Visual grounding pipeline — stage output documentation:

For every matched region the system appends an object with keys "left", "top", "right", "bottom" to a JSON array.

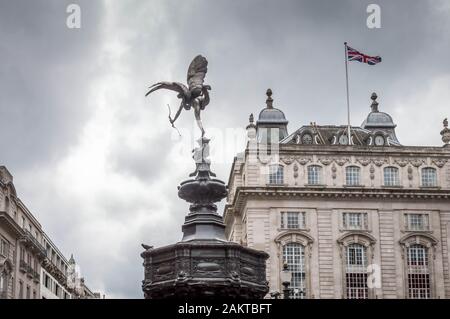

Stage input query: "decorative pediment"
[
  {"left": 337, "top": 231, "right": 377, "bottom": 247},
  {"left": 274, "top": 230, "right": 314, "bottom": 247},
  {"left": 399, "top": 233, "right": 438, "bottom": 248}
]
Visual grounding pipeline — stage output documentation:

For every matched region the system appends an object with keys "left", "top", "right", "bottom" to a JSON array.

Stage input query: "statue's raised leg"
[{"left": 194, "top": 104, "right": 205, "bottom": 137}]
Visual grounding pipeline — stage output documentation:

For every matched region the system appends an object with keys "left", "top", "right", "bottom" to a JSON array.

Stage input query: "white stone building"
[
  {"left": 224, "top": 90, "right": 450, "bottom": 299},
  {"left": 40, "top": 233, "right": 71, "bottom": 299},
  {"left": 0, "top": 165, "right": 99, "bottom": 299}
]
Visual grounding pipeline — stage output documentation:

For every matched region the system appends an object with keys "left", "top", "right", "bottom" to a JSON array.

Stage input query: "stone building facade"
[
  {"left": 224, "top": 90, "right": 450, "bottom": 299},
  {"left": 0, "top": 166, "right": 99, "bottom": 299}
]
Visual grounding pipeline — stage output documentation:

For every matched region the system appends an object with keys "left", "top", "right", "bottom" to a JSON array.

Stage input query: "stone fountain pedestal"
[{"left": 141, "top": 138, "right": 269, "bottom": 299}]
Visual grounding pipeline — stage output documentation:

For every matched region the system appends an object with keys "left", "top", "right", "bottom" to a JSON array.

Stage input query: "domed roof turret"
[
  {"left": 361, "top": 93, "right": 396, "bottom": 128},
  {"left": 257, "top": 89, "right": 288, "bottom": 124}
]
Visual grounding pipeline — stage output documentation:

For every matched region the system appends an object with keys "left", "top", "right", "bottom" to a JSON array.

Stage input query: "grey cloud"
[{"left": 1, "top": 0, "right": 449, "bottom": 298}]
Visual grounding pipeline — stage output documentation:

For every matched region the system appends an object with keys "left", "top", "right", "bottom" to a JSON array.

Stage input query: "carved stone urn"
[{"left": 141, "top": 138, "right": 269, "bottom": 299}]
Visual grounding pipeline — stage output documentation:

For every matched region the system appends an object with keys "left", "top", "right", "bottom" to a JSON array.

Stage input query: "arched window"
[
  {"left": 421, "top": 167, "right": 437, "bottom": 187},
  {"left": 345, "top": 166, "right": 361, "bottom": 186},
  {"left": 283, "top": 243, "right": 306, "bottom": 299},
  {"left": 307, "top": 165, "right": 322, "bottom": 185},
  {"left": 269, "top": 164, "right": 284, "bottom": 185},
  {"left": 345, "top": 243, "right": 368, "bottom": 299},
  {"left": 383, "top": 167, "right": 400, "bottom": 186},
  {"left": 407, "top": 244, "right": 431, "bottom": 299}
]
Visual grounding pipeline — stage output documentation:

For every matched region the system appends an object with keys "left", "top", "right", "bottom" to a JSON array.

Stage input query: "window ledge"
[
  {"left": 381, "top": 185, "right": 403, "bottom": 189},
  {"left": 304, "top": 184, "right": 327, "bottom": 187},
  {"left": 339, "top": 228, "right": 371, "bottom": 233},
  {"left": 278, "top": 227, "right": 310, "bottom": 232},
  {"left": 343, "top": 185, "right": 366, "bottom": 188},
  {"left": 419, "top": 186, "right": 441, "bottom": 190},
  {"left": 403, "top": 229, "right": 432, "bottom": 233},
  {"left": 266, "top": 183, "right": 288, "bottom": 187}
]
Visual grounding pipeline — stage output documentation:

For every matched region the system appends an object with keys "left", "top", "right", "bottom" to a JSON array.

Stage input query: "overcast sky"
[{"left": 1, "top": 0, "right": 449, "bottom": 298}]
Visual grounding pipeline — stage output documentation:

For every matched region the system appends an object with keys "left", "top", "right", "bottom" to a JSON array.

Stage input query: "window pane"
[
  {"left": 421, "top": 168, "right": 437, "bottom": 187},
  {"left": 407, "top": 244, "right": 430, "bottom": 299},
  {"left": 287, "top": 212, "right": 299, "bottom": 229},
  {"left": 345, "top": 244, "right": 368, "bottom": 299},
  {"left": 346, "top": 166, "right": 361, "bottom": 186},
  {"left": 269, "top": 165, "right": 284, "bottom": 184},
  {"left": 283, "top": 243, "right": 306, "bottom": 299},
  {"left": 384, "top": 167, "right": 400, "bottom": 186},
  {"left": 343, "top": 213, "right": 366, "bottom": 230},
  {"left": 308, "top": 166, "right": 322, "bottom": 185},
  {"left": 407, "top": 214, "right": 428, "bottom": 231}
]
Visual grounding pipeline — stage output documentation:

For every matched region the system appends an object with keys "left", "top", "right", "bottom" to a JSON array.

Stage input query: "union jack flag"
[{"left": 347, "top": 45, "right": 382, "bottom": 65}]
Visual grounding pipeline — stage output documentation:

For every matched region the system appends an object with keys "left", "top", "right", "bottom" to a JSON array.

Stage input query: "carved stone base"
[{"left": 141, "top": 240, "right": 269, "bottom": 299}]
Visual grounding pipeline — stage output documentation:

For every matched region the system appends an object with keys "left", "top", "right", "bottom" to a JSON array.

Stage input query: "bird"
[{"left": 141, "top": 244, "right": 153, "bottom": 250}]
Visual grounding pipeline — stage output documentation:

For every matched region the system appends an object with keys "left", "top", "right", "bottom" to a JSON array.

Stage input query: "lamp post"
[{"left": 280, "top": 263, "right": 292, "bottom": 299}]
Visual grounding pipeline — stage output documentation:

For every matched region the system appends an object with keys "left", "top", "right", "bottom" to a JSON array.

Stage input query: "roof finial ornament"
[
  {"left": 441, "top": 117, "right": 450, "bottom": 145},
  {"left": 370, "top": 92, "right": 379, "bottom": 112},
  {"left": 249, "top": 113, "right": 254, "bottom": 124},
  {"left": 266, "top": 88, "right": 273, "bottom": 109}
]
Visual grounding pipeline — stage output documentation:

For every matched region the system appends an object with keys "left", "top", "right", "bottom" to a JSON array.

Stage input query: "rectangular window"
[
  {"left": 19, "top": 281, "right": 23, "bottom": 299},
  {"left": 269, "top": 165, "right": 284, "bottom": 185},
  {"left": 45, "top": 274, "right": 50, "bottom": 289},
  {"left": 384, "top": 167, "right": 400, "bottom": 186},
  {"left": 345, "top": 166, "right": 361, "bottom": 186},
  {"left": 0, "top": 238, "right": 10, "bottom": 257},
  {"left": 421, "top": 168, "right": 437, "bottom": 187},
  {"left": 343, "top": 213, "right": 368, "bottom": 230},
  {"left": 283, "top": 243, "right": 306, "bottom": 299},
  {"left": 281, "top": 212, "right": 305, "bottom": 229},
  {"left": 407, "top": 245, "right": 431, "bottom": 299},
  {"left": 406, "top": 214, "right": 429, "bottom": 231},
  {"left": 307, "top": 166, "right": 322, "bottom": 185},
  {"left": 345, "top": 244, "right": 368, "bottom": 299}
]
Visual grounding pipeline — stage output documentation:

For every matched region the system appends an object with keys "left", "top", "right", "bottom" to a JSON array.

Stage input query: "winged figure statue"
[{"left": 145, "top": 55, "right": 211, "bottom": 136}]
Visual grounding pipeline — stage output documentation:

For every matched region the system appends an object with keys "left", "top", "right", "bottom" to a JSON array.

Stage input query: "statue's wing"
[
  {"left": 145, "top": 82, "right": 188, "bottom": 97},
  {"left": 187, "top": 55, "right": 208, "bottom": 91}
]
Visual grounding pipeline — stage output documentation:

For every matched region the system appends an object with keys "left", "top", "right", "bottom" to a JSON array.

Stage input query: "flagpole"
[{"left": 344, "top": 42, "right": 351, "bottom": 145}]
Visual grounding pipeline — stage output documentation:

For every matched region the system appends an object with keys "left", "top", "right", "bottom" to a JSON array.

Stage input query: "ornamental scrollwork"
[
  {"left": 334, "top": 157, "right": 349, "bottom": 166},
  {"left": 296, "top": 157, "right": 312, "bottom": 165},
  {"left": 431, "top": 158, "right": 447, "bottom": 168},
  {"left": 280, "top": 155, "right": 295, "bottom": 165},
  {"left": 372, "top": 158, "right": 387, "bottom": 167},
  {"left": 356, "top": 158, "right": 371, "bottom": 166},
  {"left": 318, "top": 157, "right": 333, "bottom": 166},
  {"left": 394, "top": 158, "right": 409, "bottom": 167},
  {"left": 410, "top": 158, "right": 425, "bottom": 167}
]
